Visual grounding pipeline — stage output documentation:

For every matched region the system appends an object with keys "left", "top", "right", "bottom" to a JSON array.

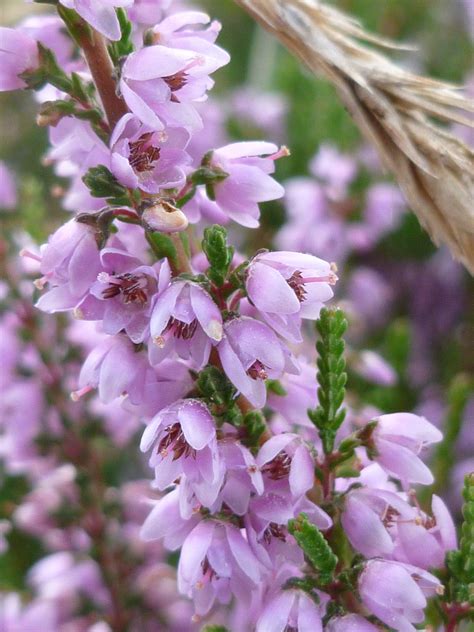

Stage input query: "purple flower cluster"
[{"left": 0, "top": 1, "right": 466, "bottom": 631}]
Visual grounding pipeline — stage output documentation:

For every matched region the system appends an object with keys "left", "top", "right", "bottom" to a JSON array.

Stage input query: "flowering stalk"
[{"left": 308, "top": 307, "right": 347, "bottom": 456}]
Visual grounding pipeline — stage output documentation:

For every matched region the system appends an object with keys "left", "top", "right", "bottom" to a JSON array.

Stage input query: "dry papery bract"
[{"left": 235, "top": 0, "right": 474, "bottom": 274}]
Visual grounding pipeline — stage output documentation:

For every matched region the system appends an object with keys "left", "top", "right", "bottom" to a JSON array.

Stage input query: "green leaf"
[
  {"left": 20, "top": 43, "right": 72, "bottom": 93},
  {"left": 308, "top": 307, "right": 348, "bottom": 454},
  {"left": 108, "top": 9, "right": 134, "bottom": 65},
  {"left": 201, "top": 626, "right": 229, "bottom": 632},
  {"left": 190, "top": 166, "right": 228, "bottom": 187},
  {"left": 37, "top": 99, "right": 104, "bottom": 133},
  {"left": 146, "top": 232, "right": 178, "bottom": 269},
  {"left": 241, "top": 411, "right": 266, "bottom": 447},
  {"left": 82, "top": 165, "right": 128, "bottom": 204},
  {"left": 202, "top": 225, "right": 234, "bottom": 287},
  {"left": 288, "top": 513, "right": 337, "bottom": 585},
  {"left": 267, "top": 379, "right": 287, "bottom": 396},
  {"left": 197, "top": 366, "right": 242, "bottom": 427}
]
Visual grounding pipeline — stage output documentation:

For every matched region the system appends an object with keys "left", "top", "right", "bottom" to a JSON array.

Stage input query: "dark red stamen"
[
  {"left": 128, "top": 132, "right": 161, "bottom": 173},
  {"left": 287, "top": 270, "right": 307, "bottom": 303},
  {"left": 157, "top": 423, "right": 196, "bottom": 461},
  {"left": 102, "top": 273, "right": 148, "bottom": 305},
  {"left": 261, "top": 451, "right": 292, "bottom": 480},
  {"left": 247, "top": 360, "right": 268, "bottom": 381},
  {"left": 163, "top": 71, "right": 188, "bottom": 92}
]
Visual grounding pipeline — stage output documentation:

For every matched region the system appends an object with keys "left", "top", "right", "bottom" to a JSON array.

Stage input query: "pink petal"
[
  {"left": 289, "top": 445, "right": 315, "bottom": 497},
  {"left": 74, "top": 0, "right": 121, "bottom": 41},
  {"left": 189, "top": 285, "right": 223, "bottom": 341},
  {"left": 178, "top": 400, "right": 215, "bottom": 450},
  {"left": 156, "top": 12, "right": 210, "bottom": 34},
  {"left": 256, "top": 591, "right": 295, "bottom": 632},
  {"left": 297, "top": 593, "right": 323, "bottom": 632},
  {"left": 178, "top": 521, "right": 215, "bottom": 585},
  {"left": 123, "top": 46, "right": 195, "bottom": 80},
  {"left": 376, "top": 438, "right": 434, "bottom": 486},
  {"left": 256, "top": 434, "right": 298, "bottom": 467},
  {"left": 342, "top": 495, "right": 394, "bottom": 558},
  {"left": 150, "top": 283, "right": 182, "bottom": 337},
  {"left": 431, "top": 495, "right": 457, "bottom": 551},
  {"left": 226, "top": 525, "right": 261, "bottom": 583},
  {"left": 140, "top": 489, "right": 180, "bottom": 541},
  {"left": 217, "top": 164, "right": 284, "bottom": 205},
  {"left": 247, "top": 261, "right": 300, "bottom": 315},
  {"left": 216, "top": 141, "right": 278, "bottom": 160},
  {"left": 218, "top": 337, "right": 266, "bottom": 408},
  {"left": 120, "top": 79, "right": 164, "bottom": 130}
]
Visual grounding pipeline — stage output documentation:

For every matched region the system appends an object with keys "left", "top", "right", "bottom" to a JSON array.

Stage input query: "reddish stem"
[{"left": 78, "top": 30, "right": 128, "bottom": 129}]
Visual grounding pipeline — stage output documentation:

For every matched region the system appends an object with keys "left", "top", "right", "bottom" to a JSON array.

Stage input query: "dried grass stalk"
[{"left": 234, "top": 0, "right": 474, "bottom": 273}]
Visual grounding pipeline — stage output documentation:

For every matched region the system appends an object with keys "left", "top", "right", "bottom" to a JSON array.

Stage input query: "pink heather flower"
[
  {"left": 19, "top": 15, "right": 75, "bottom": 67},
  {"left": 0, "top": 162, "right": 17, "bottom": 210},
  {"left": 216, "top": 440, "right": 264, "bottom": 516},
  {"left": 256, "top": 434, "right": 315, "bottom": 500},
  {"left": 141, "top": 488, "right": 201, "bottom": 550},
  {"left": 394, "top": 494, "right": 457, "bottom": 570},
  {"left": 186, "top": 99, "right": 229, "bottom": 164},
  {"left": 309, "top": 143, "right": 357, "bottom": 200},
  {"left": 246, "top": 251, "right": 336, "bottom": 342},
  {"left": 77, "top": 247, "right": 167, "bottom": 343},
  {"left": 35, "top": 218, "right": 101, "bottom": 313},
  {"left": 0, "top": 28, "right": 39, "bottom": 91},
  {"left": 363, "top": 183, "right": 405, "bottom": 238},
  {"left": 372, "top": 413, "right": 443, "bottom": 486},
  {"left": 276, "top": 178, "right": 347, "bottom": 263},
  {"left": 359, "top": 560, "right": 442, "bottom": 632},
  {"left": 347, "top": 267, "right": 393, "bottom": 330},
  {"left": 0, "top": 594, "right": 58, "bottom": 632},
  {"left": 256, "top": 587, "right": 325, "bottom": 632},
  {"left": 128, "top": 0, "right": 172, "bottom": 25},
  {"left": 151, "top": 12, "right": 226, "bottom": 51},
  {"left": 178, "top": 520, "right": 262, "bottom": 617},
  {"left": 230, "top": 88, "right": 288, "bottom": 140},
  {"left": 247, "top": 434, "right": 331, "bottom": 542},
  {"left": 76, "top": 335, "right": 150, "bottom": 405},
  {"left": 341, "top": 488, "right": 416, "bottom": 559},
  {"left": 326, "top": 614, "right": 380, "bottom": 631},
  {"left": 120, "top": 35, "right": 229, "bottom": 131},
  {"left": 47, "top": 117, "right": 109, "bottom": 211},
  {"left": 14, "top": 464, "right": 78, "bottom": 542},
  {"left": 122, "top": 358, "right": 194, "bottom": 418},
  {"left": 351, "top": 350, "right": 397, "bottom": 387},
  {"left": 58, "top": 1, "right": 133, "bottom": 41},
  {"left": 149, "top": 280, "right": 223, "bottom": 368},
  {"left": 268, "top": 357, "right": 318, "bottom": 430},
  {"left": 182, "top": 186, "right": 229, "bottom": 225},
  {"left": 217, "top": 316, "right": 293, "bottom": 408},
  {"left": 140, "top": 399, "right": 223, "bottom": 507},
  {"left": 110, "top": 114, "right": 190, "bottom": 193},
  {"left": 209, "top": 142, "right": 285, "bottom": 227},
  {"left": 28, "top": 551, "right": 108, "bottom": 607}
]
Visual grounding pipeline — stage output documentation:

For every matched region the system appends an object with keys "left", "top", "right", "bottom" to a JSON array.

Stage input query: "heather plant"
[{"left": 0, "top": 2, "right": 473, "bottom": 631}]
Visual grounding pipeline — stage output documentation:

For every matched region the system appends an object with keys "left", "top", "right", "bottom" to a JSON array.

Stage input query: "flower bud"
[{"left": 141, "top": 200, "right": 188, "bottom": 233}]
